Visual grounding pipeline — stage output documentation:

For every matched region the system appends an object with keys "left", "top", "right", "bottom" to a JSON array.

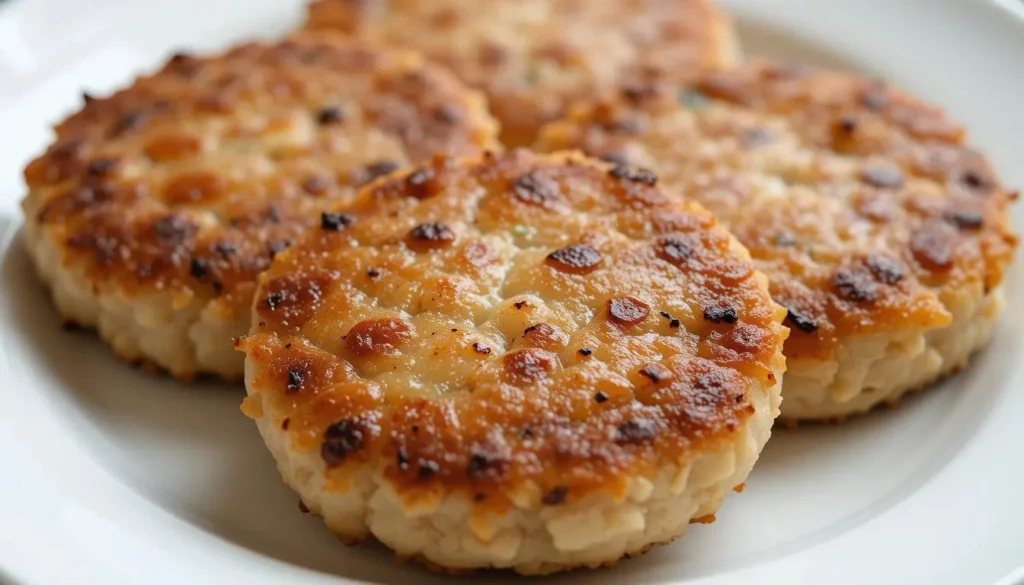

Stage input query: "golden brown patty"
[
  {"left": 20, "top": 34, "right": 499, "bottom": 380},
  {"left": 305, "top": 0, "right": 739, "bottom": 146},
  {"left": 536, "top": 63, "right": 1018, "bottom": 420},
  {"left": 238, "top": 149, "right": 786, "bottom": 573}
]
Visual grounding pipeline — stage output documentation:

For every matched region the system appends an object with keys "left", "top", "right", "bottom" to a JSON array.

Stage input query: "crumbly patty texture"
[
  {"left": 536, "top": 63, "right": 1018, "bottom": 420},
  {"left": 238, "top": 150, "right": 786, "bottom": 574},
  {"left": 305, "top": 0, "right": 739, "bottom": 146},
  {"left": 20, "top": 34, "right": 499, "bottom": 380}
]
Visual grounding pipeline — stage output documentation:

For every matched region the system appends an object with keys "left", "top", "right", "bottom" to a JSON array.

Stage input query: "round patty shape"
[
  {"left": 304, "top": 0, "right": 739, "bottom": 147},
  {"left": 238, "top": 150, "right": 787, "bottom": 574},
  {"left": 535, "top": 63, "right": 1018, "bottom": 421},
  {"left": 20, "top": 34, "right": 499, "bottom": 380}
]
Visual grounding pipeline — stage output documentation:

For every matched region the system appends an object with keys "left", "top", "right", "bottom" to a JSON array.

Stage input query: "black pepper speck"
[
  {"left": 317, "top": 106, "right": 344, "bottom": 125},
  {"left": 87, "top": 159, "right": 118, "bottom": 177},
  {"left": 418, "top": 460, "right": 439, "bottom": 479},
  {"left": 286, "top": 368, "right": 304, "bottom": 392},
  {"left": 542, "top": 486, "right": 569, "bottom": 506},
  {"left": 268, "top": 240, "right": 291, "bottom": 258},
  {"left": 639, "top": 364, "right": 669, "bottom": 383},
  {"left": 409, "top": 222, "right": 455, "bottom": 245},
  {"left": 189, "top": 258, "right": 208, "bottom": 280},
  {"left": 659, "top": 311, "right": 682, "bottom": 328},
  {"left": 468, "top": 453, "right": 491, "bottom": 476},
  {"left": 959, "top": 170, "right": 993, "bottom": 192},
  {"left": 321, "top": 212, "right": 354, "bottom": 231}
]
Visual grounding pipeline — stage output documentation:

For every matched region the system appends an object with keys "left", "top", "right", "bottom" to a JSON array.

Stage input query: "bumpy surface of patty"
[
  {"left": 20, "top": 34, "right": 499, "bottom": 380},
  {"left": 305, "top": 0, "right": 739, "bottom": 147},
  {"left": 238, "top": 150, "right": 786, "bottom": 574},
  {"left": 536, "top": 63, "right": 1018, "bottom": 420}
]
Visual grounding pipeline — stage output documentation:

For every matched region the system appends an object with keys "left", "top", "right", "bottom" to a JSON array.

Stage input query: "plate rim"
[{"left": 2, "top": 0, "right": 1024, "bottom": 583}]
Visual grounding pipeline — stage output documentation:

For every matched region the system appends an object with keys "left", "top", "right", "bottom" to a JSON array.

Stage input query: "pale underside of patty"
[
  {"left": 239, "top": 150, "right": 787, "bottom": 573},
  {"left": 535, "top": 62, "right": 1018, "bottom": 420},
  {"left": 305, "top": 0, "right": 740, "bottom": 146},
  {"left": 20, "top": 33, "right": 500, "bottom": 380}
]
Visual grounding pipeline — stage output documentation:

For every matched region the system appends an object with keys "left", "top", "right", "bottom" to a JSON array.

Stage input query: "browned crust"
[
  {"left": 239, "top": 149, "right": 786, "bottom": 509},
  {"left": 305, "top": 0, "right": 738, "bottom": 146},
  {"left": 22, "top": 34, "right": 499, "bottom": 331},
  {"left": 536, "top": 62, "right": 1018, "bottom": 364}
]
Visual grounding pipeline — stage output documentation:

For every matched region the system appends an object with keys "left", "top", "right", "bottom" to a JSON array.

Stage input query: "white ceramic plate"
[{"left": 2, "top": 0, "right": 1024, "bottom": 583}]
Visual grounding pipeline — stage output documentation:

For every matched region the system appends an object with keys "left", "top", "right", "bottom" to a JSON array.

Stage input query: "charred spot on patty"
[
  {"left": 656, "top": 235, "right": 696, "bottom": 265},
  {"left": 609, "top": 163, "right": 658, "bottom": 186},
  {"left": 542, "top": 486, "right": 569, "bottom": 506},
  {"left": 703, "top": 306, "right": 739, "bottom": 324},
  {"left": 616, "top": 419, "right": 659, "bottom": 443},
  {"left": 831, "top": 266, "right": 879, "bottom": 302},
  {"left": 408, "top": 222, "right": 456, "bottom": 249},
  {"left": 865, "top": 254, "right": 905, "bottom": 285},
  {"left": 607, "top": 296, "right": 651, "bottom": 325},
  {"left": 317, "top": 105, "right": 345, "bottom": 125},
  {"left": 545, "top": 244, "right": 602, "bottom": 274},
  {"left": 785, "top": 307, "right": 819, "bottom": 334},
  {"left": 321, "top": 212, "right": 355, "bottom": 231},
  {"left": 321, "top": 419, "right": 365, "bottom": 466},
  {"left": 512, "top": 172, "right": 560, "bottom": 207}
]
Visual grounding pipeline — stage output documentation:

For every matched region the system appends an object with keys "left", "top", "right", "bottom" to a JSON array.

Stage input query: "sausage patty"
[
  {"left": 305, "top": 0, "right": 740, "bottom": 146},
  {"left": 20, "top": 34, "right": 499, "bottom": 380},
  {"left": 238, "top": 149, "right": 787, "bottom": 574},
  {"left": 536, "top": 63, "right": 1018, "bottom": 420}
]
